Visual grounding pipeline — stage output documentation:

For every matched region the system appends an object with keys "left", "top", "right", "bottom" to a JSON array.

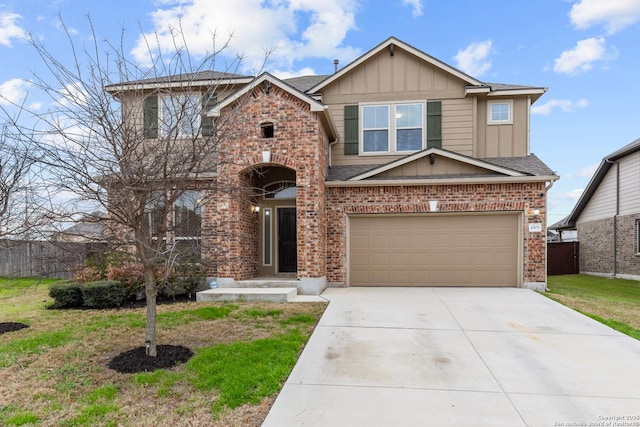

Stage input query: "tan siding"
[
  {"left": 378, "top": 156, "right": 493, "bottom": 177},
  {"left": 578, "top": 168, "right": 617, "bottom": 222},
  {"left": 477, "top": 97, "right": 529, "bottom": 158},
  {"left": 620, "top": 151, "right": 640, "bottom": 215}
]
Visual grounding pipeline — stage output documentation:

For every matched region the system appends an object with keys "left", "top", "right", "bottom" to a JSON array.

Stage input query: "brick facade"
[
  {"left": 202, "top": 84, "right": 328, "bottom": 282},
  {"left": 578, "top": 214, "right": 640, "bottom": 277},
  {"left": 326, "top": 182, "right": 548, "bottom": 286}
]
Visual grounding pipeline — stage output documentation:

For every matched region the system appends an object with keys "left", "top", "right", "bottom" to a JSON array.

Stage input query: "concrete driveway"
[{"left": 262, "top": 287, "right": 640, "bottom": 426}]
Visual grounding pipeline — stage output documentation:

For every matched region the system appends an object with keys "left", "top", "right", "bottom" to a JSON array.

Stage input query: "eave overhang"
[{"left": 326, "top": 175, "right": 559, "bottom": 187}]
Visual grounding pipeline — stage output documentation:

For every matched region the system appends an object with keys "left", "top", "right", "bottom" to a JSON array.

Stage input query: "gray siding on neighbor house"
[
  {"left": 578, "top": 167, "right": 617, "bottom": 223},
  {"left": 619, "top": 150, "right": 640, "bottom": 215}
]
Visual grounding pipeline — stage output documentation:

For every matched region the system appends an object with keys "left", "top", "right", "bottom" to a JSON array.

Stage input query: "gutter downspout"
[{"left": 605, "top": 159, "right": 619, "bottom": 277}]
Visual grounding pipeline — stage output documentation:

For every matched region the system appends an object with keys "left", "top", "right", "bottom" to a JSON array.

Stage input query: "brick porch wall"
[
  {"left": 202, "top": 84, "right": 328, "bottom": 281},
  {"left": 325, "top": 182, "right": 547, "bottom": 286}
]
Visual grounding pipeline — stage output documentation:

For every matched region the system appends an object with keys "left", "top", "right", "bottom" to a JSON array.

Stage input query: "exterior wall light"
[{"left": 251, "top": 205, "right": 260, "bottom": 214}]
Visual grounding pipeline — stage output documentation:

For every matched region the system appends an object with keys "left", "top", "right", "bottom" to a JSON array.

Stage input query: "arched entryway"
[{"left": 245, "top": 165, "right": 297, "bottom": 277}]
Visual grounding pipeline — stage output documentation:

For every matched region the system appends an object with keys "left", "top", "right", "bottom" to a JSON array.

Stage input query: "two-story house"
[{"left": 108, "top": 37, "right": 558, "bottom": 295}]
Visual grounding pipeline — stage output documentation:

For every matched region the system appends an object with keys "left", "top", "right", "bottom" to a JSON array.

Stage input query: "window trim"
[
  {"left": 263, "top": 208, "right": 272, "bottom": 266},
  {"left": 636, "top": 219, "right": 640, "bottom": 255},
  {"left": 487, "top": 100, "right": 513, "bottom": 125},
  {"left": 359, "top": 101, "right": 426, "bottom": 155}
]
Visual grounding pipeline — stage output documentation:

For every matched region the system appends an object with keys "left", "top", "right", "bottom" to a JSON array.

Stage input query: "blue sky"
[{"left": 1, "top": 0, "right": 639, "bottom": 225}]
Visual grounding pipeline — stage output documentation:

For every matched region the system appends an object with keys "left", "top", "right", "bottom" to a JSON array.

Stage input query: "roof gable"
[
  {"left": 309, "top": 37, "right": 484, "bottom": 94},
  {"left": 555, "top": 137, "right": 640, "bottom": 229},
  {"left": 348, "top": 148, "right": 527, "bottom": 181},
  {"left": 209, "top": 72, "right": 326, "bottom": 116}
]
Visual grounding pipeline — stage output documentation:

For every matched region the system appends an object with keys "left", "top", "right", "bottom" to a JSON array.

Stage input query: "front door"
[{"left": 278, "top": 207, "right": 297, "bottom": 273}]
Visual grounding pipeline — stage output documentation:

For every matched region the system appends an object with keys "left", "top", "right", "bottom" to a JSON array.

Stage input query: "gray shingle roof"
[
  {"left": 105, "top": 70, "right": 252, "bottom": 89},
  {"left": 283, "top": 75, "right": 329, "bottom": 92},
  {"left": 326, "top": 154, "right": 556, "bottom": 181}
]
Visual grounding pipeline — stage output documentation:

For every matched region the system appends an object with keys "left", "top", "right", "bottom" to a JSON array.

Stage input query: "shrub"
[
  {"left": 75, "top": 266, "right": 104, "bottom": 283},
  {"left": 80, "top": 281, "right": 125, "bottom": 309},
  {"left": 106, "top": 262, "right": 144, "bottom": 298},
  {"left": 49, "top": 282, "right": 83, "bottom": 308}
]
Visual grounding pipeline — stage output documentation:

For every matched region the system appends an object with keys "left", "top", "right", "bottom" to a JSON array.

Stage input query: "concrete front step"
[
  {"left": 234, "top": 279, "right": 300, "bottom": 288},
  {"left": 196, "top": 287, "right": 298, "bottom": 303}
]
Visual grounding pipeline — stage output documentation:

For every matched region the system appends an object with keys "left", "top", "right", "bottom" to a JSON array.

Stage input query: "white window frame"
[
  {"left": 263, "top": 208, "right": 272, "bottom": 266},
  {"left": 636, "top": 219, "right": 640, "bottom": 255},
  {"left": 159, "top": 93, "right": 201, "bottom": 137},
  {"left": 487, "top": 100, "right": 513, "bottom": 125},
  {"left": 360, "top": 101, "right": 426, "bottom": 155}
]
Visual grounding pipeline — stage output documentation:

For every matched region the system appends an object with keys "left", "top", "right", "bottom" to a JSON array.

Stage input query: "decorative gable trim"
[
  {"left": 347, "top": 147, "right": 527, "bottom": 181},
  {"left": 208, "top": 72, "right": 325, "bottom": 116}
]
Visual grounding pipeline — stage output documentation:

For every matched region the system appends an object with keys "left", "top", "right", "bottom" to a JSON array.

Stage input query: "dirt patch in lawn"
[
  {"left": 0, "top": 322, "right": 29, "bottom": 334},
  {"left": 108, "top": 344, "right": 194, "bottom": 373}
]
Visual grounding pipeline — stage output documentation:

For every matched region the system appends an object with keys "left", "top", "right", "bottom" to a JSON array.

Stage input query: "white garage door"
[{"left": 349, "top": 214, "right": 520, "bottom": 287}]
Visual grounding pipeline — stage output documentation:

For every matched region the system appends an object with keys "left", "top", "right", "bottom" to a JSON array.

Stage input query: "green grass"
[
  {"left": 186, "top": 331, "right": 307, "bottom": 414},
  {"left": 0, "top": 276, "right": 326, "bottom": 425},
  {"left": 546, "top": 274, "right": 640, "bottom": 340}
]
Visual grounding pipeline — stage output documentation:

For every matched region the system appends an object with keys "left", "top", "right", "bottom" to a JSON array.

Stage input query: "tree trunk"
[{"left": 144, "top": 266, "right": 158, "bottom": 357}]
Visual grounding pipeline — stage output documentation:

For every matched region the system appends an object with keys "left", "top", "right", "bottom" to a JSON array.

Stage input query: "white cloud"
[
  {"left": 553, "top": 37, "right": 608, "bottom": 75},
  {"left": 453, "top": 40, "right": 493, "bottom": 77},
  {"left": 570, "top": 0, "right": 640, "bottom": 34},
  {"left": 402, "top": 0, "right": 424, "bottom": 17},
  {"left": 131, "top": 0, "right": 361, "bottom": 74},
  {"left": 531, "top": 98, "right": 588, "bottom": 115},
  {"left": 0, "top": 12, "right": 26, "bottom": 47},
  {"left": 0, "top": 78, "right": 31, "bottom": 106}
]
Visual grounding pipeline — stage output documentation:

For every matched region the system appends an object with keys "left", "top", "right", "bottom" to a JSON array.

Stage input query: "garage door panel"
[{"left": 350, "top": 214, "right": 519, "bottom": 287}]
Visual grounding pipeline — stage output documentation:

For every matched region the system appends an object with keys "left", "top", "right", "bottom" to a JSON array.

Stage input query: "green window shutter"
[
  {"left": 426, "top": 101, "right": 442, "bottom": 149},
  {"left": 143, "top": 95, "right": 158, "bottom": 138},
  {"left": 201, "top": 93, "right": 217, "bottom": 137},
  {"left": 344, "top": 105, "right": 359, "bottom": 155}
]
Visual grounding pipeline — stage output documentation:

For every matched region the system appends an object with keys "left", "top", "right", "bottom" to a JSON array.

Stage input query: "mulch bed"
[
  {"left": 108, "top": 344, "right": 194, "bottom": 373},
  {"left": 0, "top": 322, "right": 29, "bottom": 335}
]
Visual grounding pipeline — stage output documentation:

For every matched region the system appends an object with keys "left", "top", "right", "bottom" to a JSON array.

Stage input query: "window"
[
  {"left": 263, "top": 208, "right": 272, "bottom": 265},
  {"left": 361, "top": 102, "right": 424, "bottom": 154},
  {"left": 174, "top": 191, "right": 202, "bottom": 238},
  {"left": 160, "top": 95, "right": 201, "bottom": 137},
  {"left": 144, "top": 93, "right": 216, "bottom": 138},
  {"left": 636, "top": 219, "right": 640, "bottom": 254},
  {"left": 488, "top": 100, "right": 513, "bottom": 124},
  {"left": 263, "top": 181, "right": 296, "bottom": 199}
]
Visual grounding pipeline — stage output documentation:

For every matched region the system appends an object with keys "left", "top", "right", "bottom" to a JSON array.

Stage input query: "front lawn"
[
  {"left": 546, "top": 274, "right": 640, "bottom": 340},
  {"left": 0, "top": 277, "right": 326, "bottom": 426}
]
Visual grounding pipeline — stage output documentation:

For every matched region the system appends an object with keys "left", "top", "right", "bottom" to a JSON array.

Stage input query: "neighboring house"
[
  {"left": 106, "top": 37, "right": 558, "bottom": 294},
  {"left": 552, "top": 139, "right": 640, "bottom": 280}
]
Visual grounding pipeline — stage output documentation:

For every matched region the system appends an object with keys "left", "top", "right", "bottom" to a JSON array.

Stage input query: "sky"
[{"left": 0, "top": 0, "right": 639, "bottom": 226}]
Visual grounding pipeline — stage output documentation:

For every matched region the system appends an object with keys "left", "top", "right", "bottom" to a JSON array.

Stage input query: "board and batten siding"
[{"left": 476, "top": 97, "right": 529, "bottom": 158}]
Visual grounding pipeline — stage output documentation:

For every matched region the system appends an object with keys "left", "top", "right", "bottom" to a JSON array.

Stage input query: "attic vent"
[{"left": 261, "top": 122, "right": 274, "bottom": 138}]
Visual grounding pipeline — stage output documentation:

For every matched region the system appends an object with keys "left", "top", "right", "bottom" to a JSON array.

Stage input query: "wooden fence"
[
  {"left": 0, "top": 240, "right": 107, "bottom": 279},
  {"left": 547, "top": 241, "right": 579, "bottom": 275}
]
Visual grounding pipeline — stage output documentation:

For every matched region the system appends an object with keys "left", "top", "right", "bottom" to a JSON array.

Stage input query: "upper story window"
[
  {"left": 143, "top": 92, "right": 216, "bottom": 138},
  {"left": 343, "top": 101, "right": 441, "bottom": 156},
  {"left": 488, "top": 100, "right": 513, "bottom": 125},
  {"left": 160, "top": 94, "right": 200, "bottom": 137},
  {"left": 361, "top": 102, "right": 424, "bottom": 154}
]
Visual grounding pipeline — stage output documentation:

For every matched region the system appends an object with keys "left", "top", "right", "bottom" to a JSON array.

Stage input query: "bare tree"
[
  {"left": 2, "top": 19, "right": 261, "bottom": 356},
  {"left": 0, "top": 124, "right": 34, "bottom": 238}
]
